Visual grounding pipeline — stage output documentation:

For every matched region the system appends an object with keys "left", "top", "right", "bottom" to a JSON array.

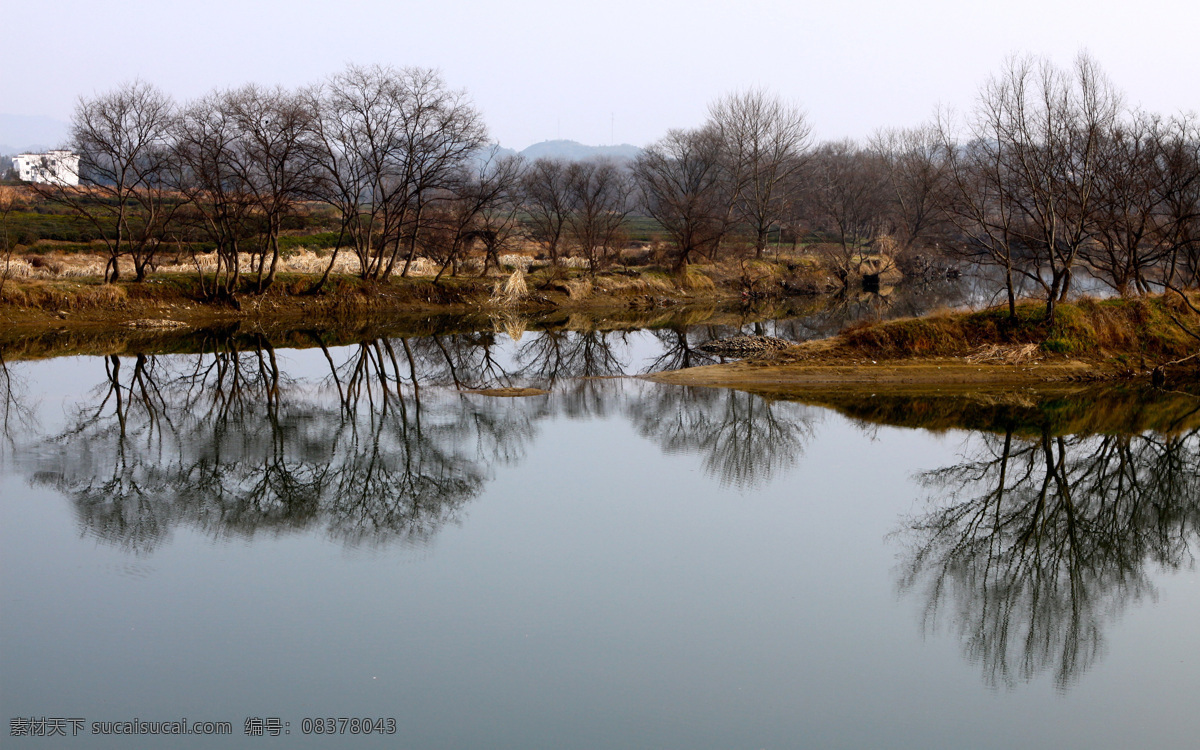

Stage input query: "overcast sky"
[{"left": 3, "top": 0, "right": 1197, "bottom": 150}]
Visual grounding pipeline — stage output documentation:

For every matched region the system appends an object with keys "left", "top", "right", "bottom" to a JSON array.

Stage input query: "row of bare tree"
[
  {"left": 633, "top": 55, "right": 1200, "bottom": 320},
  {"left": 27, "top": 64, "right": 642, "bottom": 295},
  {"left": 43, "top": 66, "right": 496, "bottom": 293},
  {"left": 20, "top": 55, "right": 1200, "bottom": 315},
  {"left": 937, "top": 55, "right": 1200, "bottom": 319}
]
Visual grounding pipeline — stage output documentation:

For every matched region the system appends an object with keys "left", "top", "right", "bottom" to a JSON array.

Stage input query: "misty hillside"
[
  {"left": 0, "top": 114, "right": 70, "bottom": 155},
  {"left": 518, "top": 140, "right": 642, "bottom": 162}
]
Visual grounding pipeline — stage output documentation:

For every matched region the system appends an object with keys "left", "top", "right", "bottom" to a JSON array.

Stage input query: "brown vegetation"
[{"left": 647, "top": 293, "right": 1200, "bottom": 390}]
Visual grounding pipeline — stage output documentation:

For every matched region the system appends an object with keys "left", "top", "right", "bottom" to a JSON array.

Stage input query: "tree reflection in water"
[
  {"left": 642, "top": 328, "right": 719, "bottom": 372},
  {"left": 898, "top": 426, "right": 1200, "bottom": 689},
  {"left": 13, "top": 334, "right": 1200, "bottom": 693},
  {"left": 28, "top": 336, "right": 540, "bottom": 552},
  {"left": 17, "top": 333, "right": 825, "bottom": 549},
  {"left": 626, "top": 384, "right": 817, "bottom": 489},
  {"left": 516, "top": 329, "right": 628, "bottom": 386},
  {"left": 0, "top": 351, "right": 36, "bottom": 455}
]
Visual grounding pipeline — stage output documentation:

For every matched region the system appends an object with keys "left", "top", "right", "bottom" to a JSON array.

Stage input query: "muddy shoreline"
[{"left": 643, "top": 356, "right": 1117, "bottom": 390}]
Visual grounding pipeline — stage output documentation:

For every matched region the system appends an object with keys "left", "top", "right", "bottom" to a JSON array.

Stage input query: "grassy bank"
[
  {"left": 837, "top": 294, "right": 1198, "bottom": 362},
  {"left": 0, "top": 258, "right": 839, "bottom": 338},
  {"left": 649, "top": 293, "right": 1200, "bottom": 390},
  {"left": 0, "top": 291, "right": 839, "bottom": 362}
]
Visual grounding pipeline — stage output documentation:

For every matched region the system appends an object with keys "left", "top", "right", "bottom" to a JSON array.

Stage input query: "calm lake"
[{"left": 2, "top": 310, "right": 1199, "bottom": 749}]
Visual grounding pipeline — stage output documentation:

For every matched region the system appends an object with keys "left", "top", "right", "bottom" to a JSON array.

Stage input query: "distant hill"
[
  {"left": 2, "top": 143, "right": 53, "bottom": 157},
  {"left": 0, "top": 114, "right": 70, "bottom": 154},
  {"left": 518, "top": 140, "right": 642, "bottom": 162}
]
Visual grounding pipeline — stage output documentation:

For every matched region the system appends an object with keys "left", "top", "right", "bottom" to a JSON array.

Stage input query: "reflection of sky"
[
  {"left": 4, "top": 350, "right": 1200, "bottom": 746},
  {"left": 959, "top": 263, "right": 1115, "bottom": 308},
  {"left": 3, "top": 379, "right": 1200, "bottom": 749}
]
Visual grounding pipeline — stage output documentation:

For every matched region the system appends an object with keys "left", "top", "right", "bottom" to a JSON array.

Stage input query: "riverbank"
[
  {"left": 0, "top": 304, "right": 728, "bottom": 361},
  {"left": 0, "top": 256, "right": 844, "bottom": 333},
  {"left": 5, "top": 264, "right": 1195, "bottom": 393},
  {"left": 646, "top": 293, "right": 1200, "bottom": 389}
]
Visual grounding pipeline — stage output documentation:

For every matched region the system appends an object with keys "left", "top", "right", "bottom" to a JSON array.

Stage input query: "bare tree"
[
  {"left": 428, "top": 149, "right": 525, "bottom": 281},
  {"left": 564, "top": 158, "right": 631, "bottom": 273},
  {"left": 708, "top": 88, "right": 812, "bottom": 257},
  {"left": 521, "top": 157, "right": 572, "bottom": 266},
  {"left": 311, "top": 65, "right": 409, "bottom": 283},
  {"left": 388, "top": 69, "right": 488, "bottom": 280},
  {"left": 1086, "top": 112, "right": 1174, "bottom": 295},
  {"left": 937, "top": 54, "right": 1125, "bottom": 319},
  {"left": 174, "top": 94, "right": 258, "bottom": 299},
  {"left": 870, "top": 125, "right": 948, "bottom": 252},
  {"left": 39, "top": 81, "right": 179, "bottom": 282},
  {"left": 937, "top": 106, "right": 1026, "bottom": 317},
  {"left": 221, "top": 84, "right": 320, "bottom": 291},
  {"left": 633, "top": 127, "right": 730, "bottom": 275},
  {"left": 1154, "top": 115, "right": 1200, "bottom": 289},
  {"left": 0, "top": 186, "right": 25, "bottom": 296},
  {"left": 804, "top": 139, "right": 889, "bottom": 283},
  {"left": 472, "top": 156, "right": 527, "bottom": 277},
  {"left": 995, "top": 54, "right": 1122, "bottom": 320},
  {"left": 309, "top": 65, "right": 487, "bottom": 283}
]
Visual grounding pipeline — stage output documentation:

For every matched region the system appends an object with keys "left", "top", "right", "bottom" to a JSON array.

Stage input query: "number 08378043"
[{"left": 300, "top": 718, "right": 397, "bottom": 735}]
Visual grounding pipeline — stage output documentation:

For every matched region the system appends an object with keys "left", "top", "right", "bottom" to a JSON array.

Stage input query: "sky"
[{"left": 2, "top": 0, "right": 1198, "bottom": 150}]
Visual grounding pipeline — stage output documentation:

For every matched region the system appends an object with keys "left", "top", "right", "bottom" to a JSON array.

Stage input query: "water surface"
[{"left": 2, "top": 330, "right": 1198, "bottom": 749}]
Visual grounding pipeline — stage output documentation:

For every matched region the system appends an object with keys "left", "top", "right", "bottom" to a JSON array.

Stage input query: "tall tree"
[
  {"left": 173, "top": 94, "right": 256, "bottom": 299},
  {"left": 428, "top": 149, "right": 525, "bottom": 281},
  {"left": 564, "top": 158, "right": 631, "bottom": 273},
  {"left": 633, "top": 127, "right": 730, "bottom": 275},
  {"left": 804, "top": 139, "right": 889, "bottom": 283},
  {"left": 43, "top": 81, "right": 179, "bottom": 282},
  {"left": 311, "top": 65, "right": 414, "bottom": 284},
  {"left": 388, "top": 69, "right": 488, "bottom": 279},
  {"left": 936, "top": 103, "right": 1027, "bottom": 318},
  {"left": 708, "top": 88, "right": 812, "bottom": 257},
  {"left": 521, "top": 157, "right": 572, "bottom": 266},
  {"left": 310, "top": 65, "right": 488, "bottom": 282},
  {"left": 221, "top": 84, "right": 320, "bottom": 291},
  {"left": 1086, "top": 112, "right": 1172, "bottom": 295},
  {"left": 870, "top": 125, "right": 948, "bottom": 252},
  {"left": 1154, "top": 115, "right": 1200, "bottom": 289},
  {"left": 992, "top": 53, "right": 1122, "bottom": 321},
  {"left": 0, "top": 187, "right": 25, "bottom": 296}
]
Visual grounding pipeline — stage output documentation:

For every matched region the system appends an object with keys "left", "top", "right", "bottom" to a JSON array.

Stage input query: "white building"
[{"left": 11, "top": 150, "right": 80, "bottom": 186}]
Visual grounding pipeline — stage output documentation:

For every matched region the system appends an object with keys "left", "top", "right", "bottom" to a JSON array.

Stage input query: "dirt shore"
[{"left": 644, "top": 348, "right": 1115, "bottom": 392}]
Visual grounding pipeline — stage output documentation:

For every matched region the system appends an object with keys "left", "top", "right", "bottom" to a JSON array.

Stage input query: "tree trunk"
[{"left": 1005, "top": 263, "right": 1017, "bottom": 318}]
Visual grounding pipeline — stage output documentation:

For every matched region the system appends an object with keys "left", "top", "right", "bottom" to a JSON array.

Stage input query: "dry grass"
[
  {"left": 839, "top": 293, "right": 1200, "bottom": 361},
  {"left": 489, "top": 269, "right": 529, "bottom": 306},
  {"left": 1, "top": 280, "right": 130, "bottom": 310},
  {"left": 591, "top": 273, "right": 676, "bottom": 296},
  {"left": 3, "top": 248, "right": 601, "bottom": 281},
  {"left": 563, "top": 278, "right": 593, "bottom": 300},
  {"left": 682, "top": 268, "right": 717, "bottom": 291},
  {"left": 963, "top": 343, "right": 1042, "bottom": 364}
]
